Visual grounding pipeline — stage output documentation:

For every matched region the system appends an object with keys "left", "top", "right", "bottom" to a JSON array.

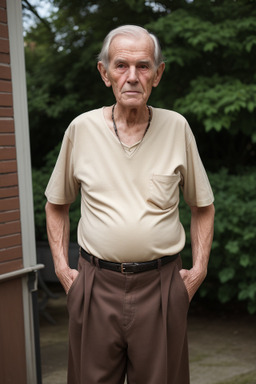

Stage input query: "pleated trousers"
[{"left": 67, "top": 255, "right": 190, "bottom": 384}]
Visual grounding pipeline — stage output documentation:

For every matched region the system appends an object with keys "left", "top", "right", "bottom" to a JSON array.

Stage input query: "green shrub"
[
  {"left": 33, "top": 152, "right": 256, "bottom": 313},
  {"left": 32, "top": 143, "right": 80, "bottom": 242},
  {"left": 180, "top": 168, "right": 256, "bottom": 314}
]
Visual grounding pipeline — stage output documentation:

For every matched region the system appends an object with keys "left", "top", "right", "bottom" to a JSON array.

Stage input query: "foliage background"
[{"left": 23, "top": 0, "right": 256, "bottom": 313}]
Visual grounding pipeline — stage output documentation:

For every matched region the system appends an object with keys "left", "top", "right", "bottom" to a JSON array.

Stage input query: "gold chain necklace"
[{"left": 111, "top": 104, "right": 151, "bottom": 153}]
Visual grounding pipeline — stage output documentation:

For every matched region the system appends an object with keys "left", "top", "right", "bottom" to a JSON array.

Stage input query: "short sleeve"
[
  {"left": 181, "top": 124, "right": 214, "bottom": 207},
  {"left": 45, "top": 129, "right": 80, "bottom": 204}
]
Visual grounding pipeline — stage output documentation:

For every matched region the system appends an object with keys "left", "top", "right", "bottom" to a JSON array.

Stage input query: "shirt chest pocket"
[{"left": 148, "top": 174, "right": 180, "bottom": 210}]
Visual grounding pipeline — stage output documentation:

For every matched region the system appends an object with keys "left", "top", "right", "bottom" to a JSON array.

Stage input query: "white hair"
[{"left": 98, "top": 25, "right": 164, "bottom": 69}]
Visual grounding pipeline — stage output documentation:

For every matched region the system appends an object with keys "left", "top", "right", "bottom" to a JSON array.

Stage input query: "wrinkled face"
[{"left": 98, "top": 34, "right": 164, "bottom": 109}]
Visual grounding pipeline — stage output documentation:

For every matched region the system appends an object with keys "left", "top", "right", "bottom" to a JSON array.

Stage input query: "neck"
[
  {"left": 112, "top": 104, "right": 151, "bottom": 146},
  {"left": 114, "top": 104, "right": 150, "bottom": 130}
]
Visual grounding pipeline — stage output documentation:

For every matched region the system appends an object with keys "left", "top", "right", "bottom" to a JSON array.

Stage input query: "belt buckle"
[{"left": 121, "top": 263, "right": 135, "bottom": 274}]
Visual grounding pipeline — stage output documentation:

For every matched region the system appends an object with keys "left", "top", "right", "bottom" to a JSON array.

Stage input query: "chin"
[{"left": 119, "top": 99, "right": 147, "bottom": 108}]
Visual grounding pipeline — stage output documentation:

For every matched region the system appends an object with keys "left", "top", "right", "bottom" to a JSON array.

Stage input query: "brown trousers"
[{"left": 67, "top": 255, "right": 190, "bottom": 384}]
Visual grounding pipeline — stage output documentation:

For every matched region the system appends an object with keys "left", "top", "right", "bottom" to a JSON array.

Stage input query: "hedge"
[
  {"left": 32, "top": 143, "right": 80, "bottom": 242},
  {"left": 32, "top": 149, "right": 256, "bottom": 313},
  {"left": 180, "top": 168, "right": 256, "bottom": 314}
]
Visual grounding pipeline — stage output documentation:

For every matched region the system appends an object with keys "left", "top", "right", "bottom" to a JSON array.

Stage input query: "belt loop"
[
  {"left": 157, "top": 258, "right": 162, "bottom": 270},
  {"left": 94, "top": 256, "right": 100, "bottom": 269},
  {"left": 90, "top": 255, "right": 94, "bottom": 266}
]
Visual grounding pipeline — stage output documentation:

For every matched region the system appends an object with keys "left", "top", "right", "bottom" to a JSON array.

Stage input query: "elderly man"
[{"left": 45, "top": 25, "right": 215, "bottom": 384}]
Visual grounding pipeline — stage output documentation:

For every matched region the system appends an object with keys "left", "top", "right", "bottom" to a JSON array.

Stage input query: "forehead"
[{"left": 108, "top": 34, "right": 155, "bottom": 63}]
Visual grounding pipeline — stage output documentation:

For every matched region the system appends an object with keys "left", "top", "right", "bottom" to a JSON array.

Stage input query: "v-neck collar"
[{"left": 101, "top": 106, "right": 155, "bottom": 159}]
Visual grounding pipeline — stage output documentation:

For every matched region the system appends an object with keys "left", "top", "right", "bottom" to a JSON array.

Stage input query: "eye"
[
  {"left": 138, "top": 64, "right": 149, "bottom": 70},
  {"left": 116, "top": 63, "right": 127, "bottom": 70}
]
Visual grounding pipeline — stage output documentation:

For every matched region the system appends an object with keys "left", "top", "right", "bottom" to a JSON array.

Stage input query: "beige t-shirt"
[{"left": 45, "top": 107, "right": 214, "bottom": 262}]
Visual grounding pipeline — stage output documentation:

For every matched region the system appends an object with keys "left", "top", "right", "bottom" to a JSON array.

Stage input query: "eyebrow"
[{"left": 113, "top": 58, "right": 153, "bottom": 67}]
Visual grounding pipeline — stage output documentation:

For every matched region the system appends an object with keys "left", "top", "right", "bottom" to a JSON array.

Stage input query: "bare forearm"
[
  {"left": 45, "top": 202, "right": 78, "bottom": 293},
  {"left": 45, "top": 202, "right": 70, "bottom": 269},
  {"left": 190, "top": 203, "right": 215, "bottom": 280},
  {"left": 180, "top": 203, "right": 215, "bottom": 301}
]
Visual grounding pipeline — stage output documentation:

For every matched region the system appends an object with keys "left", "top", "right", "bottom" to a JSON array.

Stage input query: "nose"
[{"left": 127, "top": 66, "right": 138, "bottom": 84}]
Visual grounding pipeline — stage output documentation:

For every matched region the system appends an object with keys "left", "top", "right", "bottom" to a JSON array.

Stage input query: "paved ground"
[{"left": 39, "top": 287, "right": 256, "bottom": 384}]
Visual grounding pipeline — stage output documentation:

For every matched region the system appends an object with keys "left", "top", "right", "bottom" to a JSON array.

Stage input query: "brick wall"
[{"left": 0, "top": 0, "right": 23, "bottom": 275}]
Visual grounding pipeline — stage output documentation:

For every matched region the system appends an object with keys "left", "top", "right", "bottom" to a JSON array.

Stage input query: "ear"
[
  {"left": 97, "top": 61, "right": 112, "bottom": 88},
  {"left": 152, "top": 62, "right": 165, "bottom": 87}
]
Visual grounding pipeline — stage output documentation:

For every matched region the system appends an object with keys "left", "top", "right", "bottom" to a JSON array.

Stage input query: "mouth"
[{"left": 123, "top": 91, "right": 141, "bottom": 95}]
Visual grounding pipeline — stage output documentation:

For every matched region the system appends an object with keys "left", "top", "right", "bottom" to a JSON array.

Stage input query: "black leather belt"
[{"left": 80, "top": 248, "right": 179, "bottom": 274}]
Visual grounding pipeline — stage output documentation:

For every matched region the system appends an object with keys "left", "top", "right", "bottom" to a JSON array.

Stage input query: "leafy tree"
[
  {"left": 24, "top": 0, "right": 256, "bottom": 170},
  {"left": 147, "top": 0, "right": 256, "bottom": 170}
]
